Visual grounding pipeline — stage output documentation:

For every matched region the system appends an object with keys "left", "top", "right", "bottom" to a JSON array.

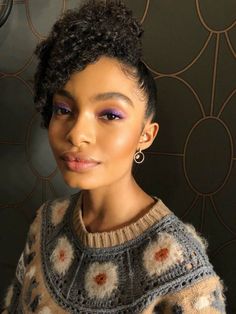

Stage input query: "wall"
[{"left": 0, "top": 0, "right": 236, "bottom": 312}]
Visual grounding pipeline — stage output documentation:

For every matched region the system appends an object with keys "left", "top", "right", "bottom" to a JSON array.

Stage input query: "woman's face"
[{"left": 48, "top": 56, "right": 155, "bottom": 190}]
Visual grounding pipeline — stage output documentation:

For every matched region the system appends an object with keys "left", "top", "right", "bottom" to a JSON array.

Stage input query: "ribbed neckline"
[{"left": 72, "top": 192, "right": 171, "bottom": 248}]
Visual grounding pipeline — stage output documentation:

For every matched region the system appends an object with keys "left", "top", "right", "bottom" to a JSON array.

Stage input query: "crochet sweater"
[{"left": 3, "top": 192, "right": 226, "bottom": 314}]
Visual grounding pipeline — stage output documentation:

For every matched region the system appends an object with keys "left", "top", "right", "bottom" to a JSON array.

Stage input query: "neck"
[{"left": 80, "top": 174, "right": 155, "bottom": 232}]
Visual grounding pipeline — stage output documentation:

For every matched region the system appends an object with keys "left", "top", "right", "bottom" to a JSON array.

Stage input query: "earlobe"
[
  {"left": 140, "top": 133, "right": 148, "bottom": 142},
  {"left": 139, "top": 122, "right": 159, "bottom": 150}
]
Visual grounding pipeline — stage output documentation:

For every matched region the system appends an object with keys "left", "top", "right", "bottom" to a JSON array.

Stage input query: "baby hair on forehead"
[{"left": 34, "top": 0, "right": 157, "bottom": 128}]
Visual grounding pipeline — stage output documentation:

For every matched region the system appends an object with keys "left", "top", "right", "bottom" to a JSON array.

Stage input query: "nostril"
[
  {"left": 65, "top": 114, "right": 96, "bottom": 147},
  {"left": 67, "top": 127, "right": 94, "bottom": 147}
]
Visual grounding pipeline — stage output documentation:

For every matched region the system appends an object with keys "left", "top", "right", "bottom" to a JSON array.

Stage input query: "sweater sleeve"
[
  {"left": 142, "top": 274, "right": 226, "bottom": 314},
  {"left": 142, "top": 220, "right": 226, "bottom": 314},
  {"left": 1, "top": 204, "right": 43, "bottom": 314},
  {"left": 1, "top": 248, "right": 27, "bottom": 313},
  {"left": 1, "top": 277, "right": 22, "bottom": 314}
]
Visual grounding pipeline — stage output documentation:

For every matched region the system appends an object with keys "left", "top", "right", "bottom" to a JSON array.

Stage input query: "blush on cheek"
[{"left": 112, "top": 130, "right": 140, "bottom": 155}]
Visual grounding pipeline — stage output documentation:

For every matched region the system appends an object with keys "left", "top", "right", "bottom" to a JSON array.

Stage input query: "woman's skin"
[{"left": 48, "top": 56, "right": 159, "bottom": 233}]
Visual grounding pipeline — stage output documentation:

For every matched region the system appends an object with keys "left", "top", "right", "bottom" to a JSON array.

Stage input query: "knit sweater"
[{"left": 3, "top": 192, "right": 226, "bottom": 314}]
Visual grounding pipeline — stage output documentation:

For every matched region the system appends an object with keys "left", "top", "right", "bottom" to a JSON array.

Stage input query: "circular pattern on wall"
[
  {"left": 0, "top": 3, "right": 37, "bottom": 73},
  {"left": 0, "top": 0, "right": 13, "bottom": 28},
  {"left": 184, "top": 117, "right": 233, "bottom": 195},
  {"left": 0, "top": 144, "right": 36, "bottom": 204},
  {"left": 152, "top": 76, "right": 203, "bottom": 153},
  {"left": 142, "top": 0, "right": 209, "bottom": 73},
  {"left": 123, "top": 0, "right": 149, "bottom": 22},
  {"left": 197, "top": 0, "right": 236, "bottom": 32},
  {"left": 0, "top": 77, "right": 34, "bottom": 142},
  {"left": 26, "top": 0, "right": 65, "bottom": 38}
]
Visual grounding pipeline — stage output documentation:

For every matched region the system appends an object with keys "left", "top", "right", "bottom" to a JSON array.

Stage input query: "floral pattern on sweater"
[{"left": 2, "top": 193, "right": 226, "bottom": 314}]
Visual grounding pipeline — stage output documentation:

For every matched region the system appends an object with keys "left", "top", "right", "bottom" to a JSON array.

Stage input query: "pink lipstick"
[{"left": 60, "top": 152, "right": 101, "bottom": 172}]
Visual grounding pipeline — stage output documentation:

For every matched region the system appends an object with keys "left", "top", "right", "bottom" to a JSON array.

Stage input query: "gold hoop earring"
[{"left": 134, "top": 149, "right": 145, "bottom": 164}]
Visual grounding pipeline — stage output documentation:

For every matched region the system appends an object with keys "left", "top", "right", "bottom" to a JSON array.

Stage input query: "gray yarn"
[{"left": 41, "top": 194, "right": 214, "bottom": 314}]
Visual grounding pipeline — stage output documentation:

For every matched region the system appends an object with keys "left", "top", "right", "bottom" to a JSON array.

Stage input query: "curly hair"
[{"left": 34, "top": 0, "right": 157, "bottom": 128}]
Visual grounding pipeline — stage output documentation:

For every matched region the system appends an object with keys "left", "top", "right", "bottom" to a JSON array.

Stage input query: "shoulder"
[
  {"left": 23, "top": 193, "right": 78, "bottom": 257},
  {"left": 16, "top": 193, "right": 78, "bottom": 289},
  {"left": 141, "top": 205, "right": 226, "bottom": 313},
  {"left": 146, "top": 199, "right": 208, "bottom": 253},
  {"left": 44, "top": 193, "right": 75, "bottom": 225},
  {"left": 36, "top": 192, "right": 79, "bottom": 227},
  {"left": 141, "top": 201, "right": 215, "bottom": 291},
  {"left": 151, "top": 199, "right": 209, "bottom": 258}
]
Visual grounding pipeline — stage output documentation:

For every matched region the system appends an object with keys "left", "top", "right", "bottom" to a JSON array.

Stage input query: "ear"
[{"left": 138, "top": 121, "right": 159, "bottom": 151}]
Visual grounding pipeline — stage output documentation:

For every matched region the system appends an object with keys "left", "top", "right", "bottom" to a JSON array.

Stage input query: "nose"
[{"left": 66, "top": 114, "right": 95, "bottom": 148}]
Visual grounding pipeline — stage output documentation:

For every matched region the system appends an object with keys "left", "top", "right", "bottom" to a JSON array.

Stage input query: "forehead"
[{"left": 61, "top": 56, "right": 144, "bottom": 104}]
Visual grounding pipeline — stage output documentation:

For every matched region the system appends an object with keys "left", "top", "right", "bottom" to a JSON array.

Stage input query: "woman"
[{"left": 3, "top": 1, "right": 226, "bottom": 313}]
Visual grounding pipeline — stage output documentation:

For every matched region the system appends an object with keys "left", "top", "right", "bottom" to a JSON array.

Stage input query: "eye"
[
  {"left": 52, "top": 104, "right": 71, "bottom": 116},
  {"left": 99, "top": 109, "right": 124, "bottom": 121}
]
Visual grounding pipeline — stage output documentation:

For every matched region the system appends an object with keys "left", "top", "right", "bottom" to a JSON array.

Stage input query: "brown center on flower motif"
[
  {"left": 154, "top": 248, "right": 169, "bottom": 261},
  {"left": 94, "top": 273, "right": 107, "bottom": 285},
  {"left": 58, "top": 206, "right": 64, "bottom": 215},
  {"left": 59, "top": 250, "right": 66, "bottom": 262}
]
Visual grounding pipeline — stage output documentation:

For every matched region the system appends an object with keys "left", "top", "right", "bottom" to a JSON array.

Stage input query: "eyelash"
[
  {"left": 52, "top": 104, "right": 71, "bottom": 116},
  {"left": 99, "top": 110, "right": 124, "bottom": 120},
  {"left": 52, "top": 104, "right": 124, "bottom": 121}
]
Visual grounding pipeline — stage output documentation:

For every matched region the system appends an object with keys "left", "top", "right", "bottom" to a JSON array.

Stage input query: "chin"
[{"left": 62, "top": 173, "right": 101, "bottom": 190}]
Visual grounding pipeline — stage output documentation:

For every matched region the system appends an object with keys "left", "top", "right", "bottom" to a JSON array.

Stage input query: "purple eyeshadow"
[
  {"left": 53, "top": 103, "right": 70, "bottom": 110},
  {"left": 100, "top": 109, "right": 125, "bottom": 119}
]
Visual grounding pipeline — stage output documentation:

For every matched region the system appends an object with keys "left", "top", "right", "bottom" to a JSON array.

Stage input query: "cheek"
[{"left": 101, "top": 126, "right": 141, "bottom": 159}]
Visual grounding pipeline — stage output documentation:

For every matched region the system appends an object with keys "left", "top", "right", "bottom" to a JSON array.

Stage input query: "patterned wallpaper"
[{"left": 0, "top": 0, "right": 235, "bottom": 312}]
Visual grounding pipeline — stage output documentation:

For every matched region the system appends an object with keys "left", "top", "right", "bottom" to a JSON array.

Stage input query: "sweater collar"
[{"left": 72, "top": 192, "right": 171, "bottom": 248}]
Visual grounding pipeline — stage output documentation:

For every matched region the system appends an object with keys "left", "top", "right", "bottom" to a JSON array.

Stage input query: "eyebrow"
[
  {"left": 91, "top": 92, "right": 134, "bottom": 107},
  {"left": 54, "top": 89, "right": 134, "bottom": 107},
  {"left": 54, "top": 89, "right": 75, "bottom": 101}
]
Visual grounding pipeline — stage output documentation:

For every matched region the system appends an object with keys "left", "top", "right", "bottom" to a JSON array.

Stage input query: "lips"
[{"left": 60, "top": 152, "right": 101, "bottom": 172}]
